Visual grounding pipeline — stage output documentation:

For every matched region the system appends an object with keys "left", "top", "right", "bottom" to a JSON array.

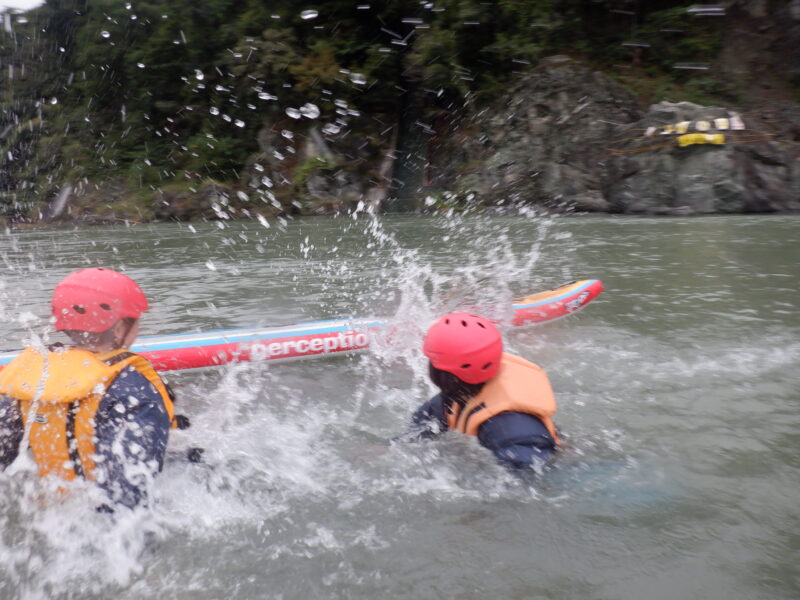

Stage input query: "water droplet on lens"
[
  {"left": 235, "top": 119, "right": 245, "bottom": 128},
  {"left": 286, "top": 107, "right": 302, "bottom": 119},
  {"left": 195, "top": 69, "right": 204, "bottom": 80},
  {"left": 101, "top": 31, "right": 111, "bottom": 38},
  {"left": 300, "top": 9, "right": 318, "bottom": 20},
  {"left": 210, "top": 107, "right": 220, "bottom": 115},
  {"left": 349, "top": 72, "right": 367, "bottom": 85},
  {"left": 300, "top": 103, "right": 320, "bottom": 119}
]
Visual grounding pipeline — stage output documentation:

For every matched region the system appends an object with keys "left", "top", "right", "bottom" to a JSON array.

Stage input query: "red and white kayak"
[{"left": 0, "top": 280, "right": 603, "bottom": 372}]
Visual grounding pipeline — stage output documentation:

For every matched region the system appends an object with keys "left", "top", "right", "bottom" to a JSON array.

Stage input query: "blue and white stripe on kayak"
[{"left": 130, "top": 319, "right": 384, "bottom": 353}]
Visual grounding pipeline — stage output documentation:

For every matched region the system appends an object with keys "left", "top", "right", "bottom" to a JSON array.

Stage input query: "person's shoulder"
[
  {"left": 412, "top": 393, "right": 446, "bottom": 423},
  {"left": 103, "top": 365, "right": 165, "bottom": 407},
  {"left": 425, "top": 393, "right": 447, "bottom": 414}
]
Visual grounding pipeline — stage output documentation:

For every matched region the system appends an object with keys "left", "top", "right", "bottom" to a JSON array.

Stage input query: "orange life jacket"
[
  {"left": 0, "top": 346, "right": 176, "bottom": 480},
  {"left": 445, "top": 353, "right": 559, "bottom": 445}
]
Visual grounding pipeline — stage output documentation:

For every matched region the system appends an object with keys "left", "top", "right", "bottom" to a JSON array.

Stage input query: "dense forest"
[{"left": 0, "top": 0, "right": 796, "bottom": 221}]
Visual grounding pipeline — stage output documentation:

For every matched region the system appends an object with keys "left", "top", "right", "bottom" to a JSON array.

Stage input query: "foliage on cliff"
[{"left": 0, "top": 0, "right": 768, "bottom": 219}]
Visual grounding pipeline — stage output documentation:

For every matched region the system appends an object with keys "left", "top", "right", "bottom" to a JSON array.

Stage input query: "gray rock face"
[
  {"left": 453, "top": 56, "right": 643, "bottom": 211},
  {"left": 444, "top": 57, "right": 799, "bottom": 215},
  {"left": 605, "top": 101, "right": 799, "bottom": 214}
]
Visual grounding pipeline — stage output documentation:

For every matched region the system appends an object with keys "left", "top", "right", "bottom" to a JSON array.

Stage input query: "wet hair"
[
  {"left": 428, "top": 362, "right": 485, "bottom": 402},
  {"left": 63, "top": 317, "right": 136, "bottom": 349}
]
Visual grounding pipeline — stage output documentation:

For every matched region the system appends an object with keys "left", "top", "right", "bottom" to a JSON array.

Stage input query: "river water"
[{"left": 0, "top": 212, "right": 798, "bottom": 600}]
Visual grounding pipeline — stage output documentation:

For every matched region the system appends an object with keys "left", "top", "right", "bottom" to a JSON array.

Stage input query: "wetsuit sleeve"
[
  {"left": 93, "top": 366, "right": 170, "bottom": 509},
  {"left": 477, "top": 411, "right": 557, "bottom": 469},
  {"left": 402, "top": 393, "right": 448, "bottom": 441},
  {"left": 0, "top": 397, "right": 22, "bottom": 469}
]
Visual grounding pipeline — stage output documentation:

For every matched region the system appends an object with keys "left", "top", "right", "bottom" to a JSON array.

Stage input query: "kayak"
[{"left": 0, "top": 279, "right": 603, "bottom": 372}]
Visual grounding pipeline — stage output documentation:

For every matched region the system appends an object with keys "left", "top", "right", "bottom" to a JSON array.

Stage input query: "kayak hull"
[{"left": 0, "top": 279, "right": 603, "bottom": 372}]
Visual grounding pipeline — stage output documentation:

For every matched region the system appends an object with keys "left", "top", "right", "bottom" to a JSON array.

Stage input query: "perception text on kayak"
[{"left": 249, "top": 332, "right": 369, "bottom": 360}]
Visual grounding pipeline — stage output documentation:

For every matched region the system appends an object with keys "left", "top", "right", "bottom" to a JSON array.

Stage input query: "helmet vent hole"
[
  {"left": 477, "top": 322, "right": 485, "bottom": 328},
  {"left": 444, "top": 318, "right": 450, "bottom": 325},
  {"left": 460, "top": 363, "right": 471, "bottom": 369},
  {"left": 461, "top": 320, "right": 467, "bottom": 327},
  {"left": 482, "top": 362, "right": 493, "bottom": 371},
  {"left": 72, "top": 305, "right": 86, "bottom": 314},
  {"left": 99, "top": 303, "right": 112, "bottom": 311}
]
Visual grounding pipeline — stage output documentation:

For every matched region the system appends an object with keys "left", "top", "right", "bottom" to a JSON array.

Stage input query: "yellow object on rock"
[{"left": 677, "top": 133, "right": 726, "bottom": 147}]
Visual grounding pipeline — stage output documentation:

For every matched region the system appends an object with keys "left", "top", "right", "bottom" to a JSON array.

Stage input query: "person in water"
[
  {"left": 408, "top": 312, "right": 559, "bottom": 468},
  {"left": 0, "top": 268, "right": 186, "bottom": 509}
]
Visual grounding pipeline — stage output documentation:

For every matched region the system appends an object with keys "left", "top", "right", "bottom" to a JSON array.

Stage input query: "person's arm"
[
  {"left": 93, "top": 366, "right": 171, "bottom": 509},
  {"left": 477, "top": 411, "right": 557, "bottom": 469},
  {"left": 396, "top": 393, "right": 448, "bottom": 442},
  {"left": 0, "top": 397, "right": 22, "bottom": 469}
]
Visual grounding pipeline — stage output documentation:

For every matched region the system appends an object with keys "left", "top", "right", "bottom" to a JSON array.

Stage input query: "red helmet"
[
  {"left": 52, "top": 268, "right": 149, "bottom": 332},
  {"left": 423, "top": 312, "right": 503, "bottom": 384}
]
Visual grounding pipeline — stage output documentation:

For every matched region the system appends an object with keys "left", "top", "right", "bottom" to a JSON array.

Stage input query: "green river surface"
[{"left": 0, "top": 213, "right": 798, "bottom": 600}]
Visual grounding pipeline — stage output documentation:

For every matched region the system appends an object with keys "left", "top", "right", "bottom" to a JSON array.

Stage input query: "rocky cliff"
[{"left": 440, "top": 57, "right": 799, "bottom": 215}]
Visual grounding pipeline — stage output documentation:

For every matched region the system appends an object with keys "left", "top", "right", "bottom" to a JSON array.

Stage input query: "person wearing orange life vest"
[
  {"left": 0, "top": 268, "right": 186, "bottom": 509},
  {"left": 408, "top": 312, "right": 559, "bottom": 468}
]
